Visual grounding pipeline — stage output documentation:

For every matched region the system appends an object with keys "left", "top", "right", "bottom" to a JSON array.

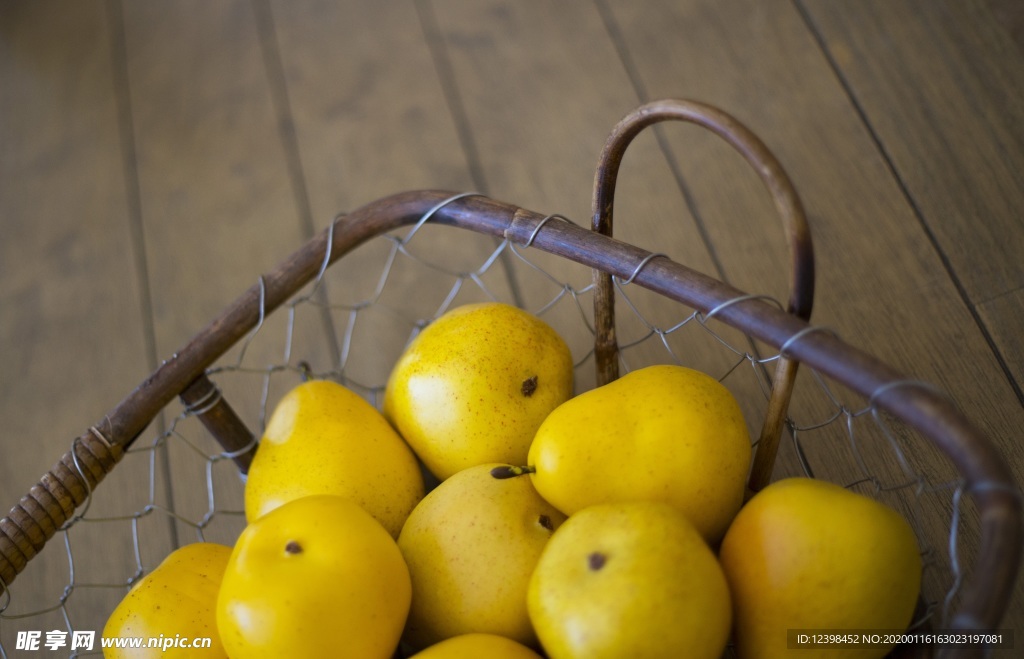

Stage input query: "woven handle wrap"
[{"left": 0, "top": 427, "right": 124, "bottom": 590}]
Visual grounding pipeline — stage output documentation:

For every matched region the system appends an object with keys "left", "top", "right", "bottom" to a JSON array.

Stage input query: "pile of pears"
[{"left": 103, "top": 302, "right": 923, "bottom": 659}]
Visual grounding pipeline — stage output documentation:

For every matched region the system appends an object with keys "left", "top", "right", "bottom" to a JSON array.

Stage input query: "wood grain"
[
  {"left": 799, "top": 0, "right": 1024, "bottom": 397},
  {"left": 0, "top": 0, "right": 171, "bottom": 641},
  {"left": 267, "top": 0, "right": 515, "bottom": 394},
  {"left": 426, "top": 0, "right": 755, "bottom": 395},
  {"left": 0, "top": 0, "right": 1021, "bottom": 648}
]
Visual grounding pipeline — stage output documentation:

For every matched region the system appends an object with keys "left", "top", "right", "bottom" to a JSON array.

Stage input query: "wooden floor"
[{"left": 2, "top": 0, "right": 1022, "bottom": 650}]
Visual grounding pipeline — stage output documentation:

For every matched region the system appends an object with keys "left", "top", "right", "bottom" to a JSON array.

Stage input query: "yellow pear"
[
  {"left": 216, "top": 495, "right": 411, "bottom": 659},
  {"left": 103, "top": 542, "right": 232, "bottom": 658},
  {"left": 408, "top": 633, "right": 544, "bottom": 658},
  {"left": 528, "top": 500, "right": 732, "bottom": 659},
  {"left": 718, "top": 477, "right": 922, "bottom": 659},
  {"left": 384, "top": 302, "right": 574, "bottom": 480},
  {"left": 397, "top": 462, "right": 568, "bottom": 650},
  {"left": 528, "top": 364, "right": 751, "bottom": 543},
  {"left": 244, "top": 378, "right": 424, "bottom": 538}
]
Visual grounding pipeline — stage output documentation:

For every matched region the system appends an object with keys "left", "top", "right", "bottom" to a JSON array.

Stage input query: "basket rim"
[{"left": 1, "top": 189, "right": 1020, "bottom": 645}]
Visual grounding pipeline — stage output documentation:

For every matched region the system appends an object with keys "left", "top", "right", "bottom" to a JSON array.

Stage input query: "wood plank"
[
  {"left": 117, "top": 0, "right": 310, "bottom": 553},
  {"left": 987, "top": 0, "right": 1024, "bottom": 53},
  {"left": 121, "top": 0, "right": 309, "bottom": 357},
  {"left": 0, "top": 0, "right": 171, "bottom": 644},
  {"left": 266, "top": 0, "right": 518, "bottom": 401},
  {"left": 269, "top": 0, "right": 476, "bottom": 221},
  {"left": 799, "top": 0, "right": 1024, "bottom": 398},
  {"left": 425, "top": 0, "right": 757, "bottom": 401},
  {"left": 978, "top": 289, "right": 1024, "bottom": 400},
  {"left": 604, "top": 0, "right": 1024, "bottom": 632}
]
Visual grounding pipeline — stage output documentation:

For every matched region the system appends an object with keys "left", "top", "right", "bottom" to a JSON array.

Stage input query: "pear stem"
[{"left": 489, "top": 465, "right": 536, "bottom": 479}]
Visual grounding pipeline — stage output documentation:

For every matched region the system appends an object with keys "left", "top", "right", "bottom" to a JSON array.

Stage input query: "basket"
[{"left": 0, "top": 100, "right": 1019, "bottom": 658}]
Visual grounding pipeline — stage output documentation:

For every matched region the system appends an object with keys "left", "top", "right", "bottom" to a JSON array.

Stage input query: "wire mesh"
[{"left": 0, "top": 201, "right": 989, "bottom": 657}]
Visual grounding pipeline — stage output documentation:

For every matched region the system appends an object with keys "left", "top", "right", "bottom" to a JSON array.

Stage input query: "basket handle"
[
  {"left": 0, "top": 423, "right": 124, "bottom": 597},
  {"left": 589, "top": 98, "right": 814, "bottom": 493}
]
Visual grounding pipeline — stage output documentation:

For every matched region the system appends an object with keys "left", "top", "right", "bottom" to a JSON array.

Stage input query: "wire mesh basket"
[{"left": 0, "top": 100, "right": 1019, "bottom": 658}]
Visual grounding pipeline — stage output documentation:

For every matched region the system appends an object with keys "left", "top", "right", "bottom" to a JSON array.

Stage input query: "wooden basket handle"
[
  {"left": 589, "top": 99, "right": 814, "bottom": 493},
  {"left": 0, "top": 424, "right": 124, "bottom": 594}
]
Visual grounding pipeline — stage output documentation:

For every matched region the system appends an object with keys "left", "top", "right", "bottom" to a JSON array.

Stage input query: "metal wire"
[{"left": 0, "top": 206, "right": 986, "bottom": 656}]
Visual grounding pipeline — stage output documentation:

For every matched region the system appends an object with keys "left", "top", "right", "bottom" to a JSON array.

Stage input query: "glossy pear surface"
[
  {"left": 397, "top": 462, "right": 567, "bottom": 650},
  {"left": 103, "top": 542, "right": 232, "bottom": 658},
  {"left": 384, "top": 302, "right": 574, "bottom": 480},
  {"left": 245, "top": 379, "right": 424, "bottom": 538},
  {"left": 528, "top": 500, "right": 732, "bottom": 659},
  {"left": 719, "top": 477, "right": 922, "bottom": 659},
  {"left": 408, "top": 633, "right": 544, "bottom": 658},
  {"left": 217, "top": 495, "right": 411, "bottom": 659},
  {"left": 529, "top": 364, "right": 751, "bottom": 543}
]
